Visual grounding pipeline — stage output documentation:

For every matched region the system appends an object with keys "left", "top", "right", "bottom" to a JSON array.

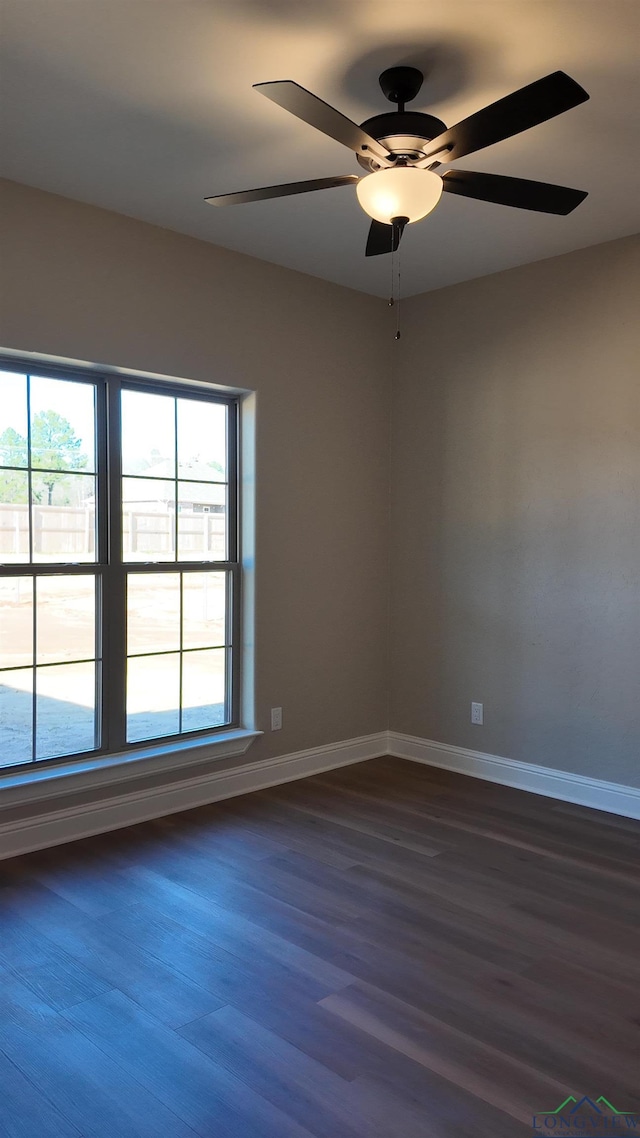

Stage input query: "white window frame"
[{"left": 0, "top": 353, "right": 258, "bottom": 798}]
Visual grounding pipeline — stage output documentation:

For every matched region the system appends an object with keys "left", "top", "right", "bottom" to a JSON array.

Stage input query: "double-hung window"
[{"left": 0, "top": 361, "right": 239, "bottom": 772}]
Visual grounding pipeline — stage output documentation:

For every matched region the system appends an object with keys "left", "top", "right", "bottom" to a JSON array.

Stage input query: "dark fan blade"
[
  {"left": 442, "top": 169, "right": 587, "bottom": 214},
  {"left": 254, "top": 80, "right": 391, "bottom": 163},
  {"left": 424, "top": 71, "right": 589, "bottom": 163},
  {"left": 205, "top": 174, "right": 359, "bottom": 206},
  {"left": 365, "top": 220, "right": 402, "bottom": 257}
]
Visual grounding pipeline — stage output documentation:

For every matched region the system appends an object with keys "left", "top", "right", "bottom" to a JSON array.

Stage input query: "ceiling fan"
[{"left": 205, "top": 66, "right": 589, "bottom": 256}]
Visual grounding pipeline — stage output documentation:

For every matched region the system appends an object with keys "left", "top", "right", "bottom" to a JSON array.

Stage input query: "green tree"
[
  {"left": 0, "top": 426, "right": 27, "bottom": 467},
  {"left": 0, "top": 467, "right": 27, "bottom": 503},
  {"left": 31, "top": 411, "right": 88, "bottom": 504},
  {"left": 0, "top": 427, "right": 27, "bottom": 502},
  {"left": 0, "top": 412, "right": 88, "bottom": 506}
]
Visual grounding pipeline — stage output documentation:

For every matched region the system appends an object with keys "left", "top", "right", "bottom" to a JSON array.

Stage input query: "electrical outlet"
[
  {"left": 471, "top": 702, "right": 483, "bottom": 725},
  {"left": 270, "top": 707, "right": 282, "bottom": 731}
]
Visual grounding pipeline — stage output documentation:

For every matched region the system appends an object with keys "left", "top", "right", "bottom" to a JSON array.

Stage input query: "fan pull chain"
[
  {"left": 387, "top": 223, "right": 402, "bottom": 339},
  {"left": 395, "top": 236, "right": 401, "bottom": 340}
]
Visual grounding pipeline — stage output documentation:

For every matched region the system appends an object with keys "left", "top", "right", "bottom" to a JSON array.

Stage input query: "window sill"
[{"left": 0, "top": 729, "right": 262, "bottom": 813}]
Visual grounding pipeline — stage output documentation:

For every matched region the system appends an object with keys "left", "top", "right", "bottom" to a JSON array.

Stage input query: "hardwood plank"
[
  {"left": 120, "top": 862, "right": 355, "bottom": 991},
  {"left": 210, "top": 800, "right": 362, "bottom": 870},
  {"left": 0, "top": 905, "right": 112, "bottom": 1011},
  {"left": 63, "top": 988, "right": 316, "bottom": 1138},
  {"left": 1, "top": 754, "right": 638, "bottom": 1138},
  {"left": 521, "top": 955, "right": 640, "bottom": 1022},
  {"left": 316, "top": 770, "right": 640, "bottom": 863},
  {"left": 0, "top": 878, "right": 227, "bottom": 1029},
  {"left": 20, "top": 850, "right": 141, "bottom": 917},
  {"left": 322, "top": 932, "right": 640, "bottom": 1092},
  {"left": 267, "top": 851, "right": 538, "bottom": 971},
  {"left": 320, "top": 984, "right": 574, "bottom": 1126},
  {"left": 229, "top": 794, "right": 449, "bottom": 875},
  {"left": 196, "top": 985, "right": 397, "bottom": 1082},
  {"left": 262, "top": 784, "right": 446, "bottom": 857},
  {"left": 340, "top": 857, "right": 640, "bottom": 986},
  {"left": 0, "top": 973, "right": 199, "bottom": 1138},
  {"left": 0, "top": 1042, "right": 83, "bottom": 1138},
  {"left": 97, "top": 899, "right": 342, "bottom": 1010},
  {"left": 180, "top": 1002, "right": 379, "bottom": 1138}
]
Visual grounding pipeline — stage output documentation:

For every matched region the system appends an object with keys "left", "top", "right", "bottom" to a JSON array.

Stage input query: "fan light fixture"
[
  {"left": 356, "top": 167, "right": 443, "bottom": 225},
  {"left": 205, "top": 68, "right": 590, "bottom": 258}
]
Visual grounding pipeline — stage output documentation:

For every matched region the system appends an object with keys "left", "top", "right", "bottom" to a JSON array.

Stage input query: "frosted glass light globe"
[{"left": 356, "top": 167, "right": 443, "bottom": 225}]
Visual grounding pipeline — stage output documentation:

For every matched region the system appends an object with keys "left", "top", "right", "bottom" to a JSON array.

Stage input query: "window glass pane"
[
  {"left": 0, "top": 470, "right": 29, "bottom": 563},
  {"left": 122, "top": 477, "right": 175, "bottom": 561},
  {"left": 0, "top": 372, "right": 236, "bottom": 768},
  {"left": 0, "top": 371, "right": 28, "bottom": 468},
  {"left": 32, "top": 473, "right": 96, "bottom": 563},
  {"left": 0, "top": 577, "right": 33, "bottom": 668},
  {"left": 36, "top": 576, "right": 95, "bottom": 665},
  {"left": 181, "top": 648, "right": 226, "bottom": 732},
  {"left": 127, "top": 573, "right": 180, "bottom": 656},
  {"left": 127, "top": 653, "right": 180, "bottom": 742},
  {"left": 121, "top": 390, "right": 175, "bottom": 477},
  {"left": 0, "top": 668, "right": 32, "bottom": 765},
  {"left": 30, "top": 376, "right": 96, "bottom": 473},
  {"left": 177, "top": 398, "right": 227, "bottom": 480},
  {"left": 35, "top": 661, "right": 96, "bottom": 760},
  {"left": 182, "top": 572, "right": 226, "bottom": 649},
  {"left": 177, "top": 481, "right": 226, "bottom": 561}
]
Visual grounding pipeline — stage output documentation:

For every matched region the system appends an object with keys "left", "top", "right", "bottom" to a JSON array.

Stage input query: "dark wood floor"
[{"left": 0, "top": 756, "right": 639, "bottom": 1138}]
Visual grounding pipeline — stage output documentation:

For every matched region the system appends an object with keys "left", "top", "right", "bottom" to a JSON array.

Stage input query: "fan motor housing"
[{"left": 357, "top": 111, "right": 448, "bottom": 170}]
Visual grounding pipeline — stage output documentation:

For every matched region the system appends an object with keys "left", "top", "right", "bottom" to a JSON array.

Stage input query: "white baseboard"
[
  {"left": 388, "top": 732, "right": 640, "bottom": 821},
  {"left": 4, "top": 728, "right": 636, "bottom": 860},
  {"left": 0, "top": 732, "right": 388, "bottom": 860}
]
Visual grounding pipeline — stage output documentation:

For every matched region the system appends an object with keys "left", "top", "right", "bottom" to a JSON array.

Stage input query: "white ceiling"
[{"left": 2, "top": 1, "right": 639, "bottom": 297}]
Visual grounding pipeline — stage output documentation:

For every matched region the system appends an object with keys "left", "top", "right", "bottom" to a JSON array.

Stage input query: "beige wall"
[
  {"left": 0, "top": 178, "right": 392, "bottom": 766},
  {"left": 391, "top": 235, "right": 640, "bottom": 786},
  {"left": 2, "top": 179, "right": 637, "bottom": 793}
]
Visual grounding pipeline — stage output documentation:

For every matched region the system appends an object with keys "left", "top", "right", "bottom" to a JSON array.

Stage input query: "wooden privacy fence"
[
  {"left": 0, "top": 503, "right": 91, "bottom": 557},
  {"left": 0, "top": 504, "right": 224, "bottom": 559}
]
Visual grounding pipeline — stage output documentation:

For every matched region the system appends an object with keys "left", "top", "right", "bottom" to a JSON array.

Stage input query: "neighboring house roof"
[{"left": 141, "top": 458, "right": 224, "bottom": 482}]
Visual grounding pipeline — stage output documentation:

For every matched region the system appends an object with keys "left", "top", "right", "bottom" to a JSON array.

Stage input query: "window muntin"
[
  {"left": 0, "top": 573, "right": 99, "bottom": 767},
  {"left": 0, "top": 371, "right": 97, "bottom": 566},
  {"left": 125, "top": 569, "right": 229, "bottom": 743},
  {"left": 120, "top": 389, "right": 227, "bottom": 563},
  {"left": 0, "top": 364, "right": 238, "bottom": 772}
]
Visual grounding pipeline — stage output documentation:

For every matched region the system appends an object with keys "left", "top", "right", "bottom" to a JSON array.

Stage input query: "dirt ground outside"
[{"left": 0, "top": 575, "right": 227, "bottom": 766}]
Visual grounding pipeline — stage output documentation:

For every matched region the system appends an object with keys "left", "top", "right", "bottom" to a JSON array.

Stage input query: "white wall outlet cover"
[
  {"left": 270, "top": 707, "right": 283, "bottom": 731},
  {"left": 471, "top": 702, "right": 484, "bottom": 725}
]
